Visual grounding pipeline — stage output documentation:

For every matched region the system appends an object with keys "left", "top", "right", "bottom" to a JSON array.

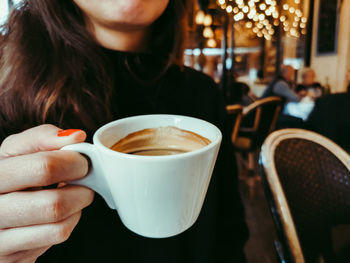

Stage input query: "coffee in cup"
[{"left": 110, "top": 126, "right": 211, "bottom": 156}]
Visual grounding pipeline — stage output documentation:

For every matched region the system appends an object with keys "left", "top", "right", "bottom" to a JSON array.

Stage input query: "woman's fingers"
[
  {"left": 0, "top": 125, "right": 91, "bottom": 260},
  {"left": 0, "top": 150, "right": 88, "bottom": 193},
  {"left": 0, "top": 124, "right": 86, "bottom": 159},
  {"left": 0, "top": 211, "right": 82, "bottom": 255},
  {"left": 0, "top": 185, "right": 94, "bottom": 229},
  {"left": 2, "top": 246, "right": 51, "bottom": 263}
]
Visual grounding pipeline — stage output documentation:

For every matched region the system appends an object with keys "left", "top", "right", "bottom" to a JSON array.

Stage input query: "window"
[
  {"left": 0, "top": 0, "right": 23, "bottom": 26},
  {"left": 0, "top": 0, "right": 10, "bottom": 26}
]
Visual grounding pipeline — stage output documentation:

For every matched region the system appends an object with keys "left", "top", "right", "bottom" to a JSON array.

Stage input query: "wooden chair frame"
[
  {"left": 260, "top": 129, "right": 350, "bottom": 263},
  {"left": 226, "top": 104, "right": 243, "bottom": 144},
  {"left": 241, "top": 96, "right": 282, "bottom": 134}
]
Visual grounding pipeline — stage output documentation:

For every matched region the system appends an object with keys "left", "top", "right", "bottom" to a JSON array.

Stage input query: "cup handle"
[{"left": 60, "top": 143, "right": 116, "bottom": 209}]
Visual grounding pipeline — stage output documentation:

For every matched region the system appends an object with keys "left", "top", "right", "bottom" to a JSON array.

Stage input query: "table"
[{"left": 284, "top": 97, "right": 315, "bottom": 121}]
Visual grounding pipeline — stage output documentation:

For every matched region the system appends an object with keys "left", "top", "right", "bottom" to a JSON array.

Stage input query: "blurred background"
[
  {"left": 180, "top": 0, "right": 349, "bottom": 99},
  {"left": 2, "top": 0, "right": 349, "bottom": 97}
]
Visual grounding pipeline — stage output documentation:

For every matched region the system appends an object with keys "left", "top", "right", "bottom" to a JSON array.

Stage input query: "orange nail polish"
[{"left": 57, "top": 129, "right": 81, "bottom": 137}]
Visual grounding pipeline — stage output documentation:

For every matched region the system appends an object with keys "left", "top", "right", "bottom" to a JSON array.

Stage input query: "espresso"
[{"left": 110, "top": 126, "right": 211, "bottom": 156}]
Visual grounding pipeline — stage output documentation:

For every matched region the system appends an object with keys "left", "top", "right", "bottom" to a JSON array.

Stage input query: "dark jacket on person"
[
  {"left": 262, "top": 77, "right": 300, "bottom": 104},
  {"left": 305, "top": 90, "right": 350, "bottom": 151}
]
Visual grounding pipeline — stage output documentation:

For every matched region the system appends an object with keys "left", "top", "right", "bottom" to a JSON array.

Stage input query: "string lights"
[
  {"left": 216, "top": 0, "right": 308, "bottom": 40},
  {"left": 195, "top": 10, "right": 217, "bottom": 48}
]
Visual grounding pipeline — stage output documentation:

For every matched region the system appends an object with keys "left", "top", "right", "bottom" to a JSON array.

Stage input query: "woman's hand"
[{"left": 0, "top": 125, "right": 94, "bottom": 263}]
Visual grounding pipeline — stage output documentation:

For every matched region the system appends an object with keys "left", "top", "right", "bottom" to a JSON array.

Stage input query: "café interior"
[
  {"left": 1, "top": 0, "right": 350, "bottom": 262},
  {"left": 183, "top": 0, "right": 350, "bottom": 262}
]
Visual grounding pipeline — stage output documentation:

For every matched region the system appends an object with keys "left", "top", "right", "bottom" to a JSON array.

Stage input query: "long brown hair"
[{"left": 0, "top": 0, "right": 189, "bottom": 137}]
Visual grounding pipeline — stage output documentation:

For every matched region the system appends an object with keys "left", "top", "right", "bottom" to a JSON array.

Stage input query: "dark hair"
[{"left": 0, "top": 0, "right": 189, "bottom": 136}]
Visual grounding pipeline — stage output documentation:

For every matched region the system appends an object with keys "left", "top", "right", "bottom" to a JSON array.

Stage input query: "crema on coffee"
[{"left": 110, "top": 126, "right": 211, "bottom": 156}]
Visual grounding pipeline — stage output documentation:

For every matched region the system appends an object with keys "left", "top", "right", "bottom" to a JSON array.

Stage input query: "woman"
[{"left": 0, "top": 1, "right": 247, "bottom": 262}]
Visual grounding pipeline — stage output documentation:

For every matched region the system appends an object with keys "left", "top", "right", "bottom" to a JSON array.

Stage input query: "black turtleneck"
[{"left": 34, "top": 49, "right": 248, "bottom": 263}]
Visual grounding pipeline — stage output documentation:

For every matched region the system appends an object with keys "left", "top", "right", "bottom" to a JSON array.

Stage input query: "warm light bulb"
[
  {"left": 226, "top": 5, "right": 233, "bottom": 13},
  {"left": 246, "top": 21, "right": 253, "bottom": 28},
  {"left": 301, "top": 17, "right": 307, "bottom": 23},
  {"left": 295, "top": 9, "right": 302, "bottom": 17},
  {"left": 233, "top": 7, "right": 239, "bottom": 13},
  {"left": 207, "top": 38, "right": 217, "bottom": 48},
  {"left": 300, "top": 23, "right": 306, "bottom": 28},
  {"left": 289, "top": 7, "right": 295, "bottom": 13},
  {"left": 273, "top": 20, "right": 279, "bottom": 26},
  {"left": 253, "top": 27, "right": 259, "bottom": 33},
  {"left": 257, "top": 32, "right": 263, "bottom": 37},
  {"left": 234, "top": 12, "right": 244, "bottom": 21},
  {"left": 259, "top": 14, "right": 265, "bottom": 21},
  {"left": 203, "top": 14, "right": 213, "bottom": 26},
  {"left": 293, "top": 22, "right": 298, "bottom": 27},
  {"left": 218, "top": 0, "right": 225, "bottom": 5},
  {"left": 283, "top": 4, "right": 289, "bottom": 10},
  {"left": 243, "top": 6, "right": 249, "bottom": 13},
  {"left": 203, "top": 27, "right": 214, "bottom": 38},
  {"left": 259, "top": 3, "right": 266, "bottom": 10},
  {"left": 280, "top": 15, "right": 286, "bottom": 22},
  {"left": 195, "top": 10, "right": 205, "bottom": 25},
  {"left": 272, "top": 11, "right": 279, "bottom": 19},
  {"left": 249, "top": 8, "right": 256, "bottom": 15},
  {"left": 265, "top": 34, "right": 272, "bottom": 41},
  {"left": 248, "top": 1, "right": 255, "bottom": 7}
]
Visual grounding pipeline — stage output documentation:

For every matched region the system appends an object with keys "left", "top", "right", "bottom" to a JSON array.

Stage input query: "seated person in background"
[
  {"left": 262, "top": 65, "right": 303, "bottom": 128},
  {"left": 226, "top": 81, "right": 255, "bottom": 106},
  {"left": 305, "top": 69, "right": 350, "bottom": 151},
  {"left": 261, "top": 65, "right": 301, "bottom": 104},
  {"left": 296, "top": 68, "right": 323, "bottom": 98}
]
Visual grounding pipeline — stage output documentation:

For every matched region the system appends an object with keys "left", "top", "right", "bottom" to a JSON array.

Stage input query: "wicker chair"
[
  {"left": 260, "top": 129, "right": 350, "bottom": 263},
  {"left": 226, "top": 104, "right": 243, "bottom": 145},
  {"left": 233, "top": 97, "right": 283, "bottom": 175}
]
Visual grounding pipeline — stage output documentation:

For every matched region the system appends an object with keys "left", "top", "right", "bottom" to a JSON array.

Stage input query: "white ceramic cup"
[{"left": 61, "top": 114, "right": 222, "bottom": 238}]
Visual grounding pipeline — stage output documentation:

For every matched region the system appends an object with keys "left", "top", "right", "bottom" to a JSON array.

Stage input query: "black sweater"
[{"left": 2, "top": 50, "right": 248, "bottom": 262}]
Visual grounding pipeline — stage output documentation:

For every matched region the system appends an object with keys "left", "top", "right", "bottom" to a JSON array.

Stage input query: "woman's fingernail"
[{"left": 57, "top": 129, "right": 82, "bottom": 137}]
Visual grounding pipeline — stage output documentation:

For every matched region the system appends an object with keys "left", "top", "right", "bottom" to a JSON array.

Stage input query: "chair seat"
[{"left": 233, "top": 136, "right": 252, "bottom": 150}]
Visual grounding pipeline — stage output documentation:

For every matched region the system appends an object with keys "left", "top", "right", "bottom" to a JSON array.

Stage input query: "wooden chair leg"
[{"left": 248, "top": 152, "right": 255, "bottom": 177}]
